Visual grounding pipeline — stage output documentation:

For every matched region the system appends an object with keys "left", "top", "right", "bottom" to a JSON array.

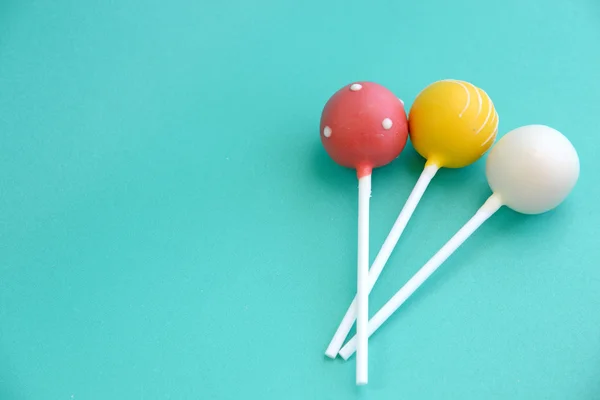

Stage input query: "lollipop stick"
[
  {"left": 356, "top": 172, "right": 371, "bottom": 385},
  {"left": 339, "top": 193, "right": 503, "bottom": 360},
  {"left": 325, "top": 164, "right": 439, "bottom": 358}
]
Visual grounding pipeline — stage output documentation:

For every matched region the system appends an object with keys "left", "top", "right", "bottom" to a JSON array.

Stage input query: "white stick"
[
  {"left": 325, "top": 164, "right": 439, "bottom": 358},
  {"left": 339, "top": 193, "right": 503, "bottom": 360},
  {"left": 356, "top": 173, "right": 371, "bottom": 385}
]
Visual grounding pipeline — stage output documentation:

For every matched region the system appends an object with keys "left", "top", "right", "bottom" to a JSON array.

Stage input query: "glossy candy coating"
[
  {"left": 486, "top": 125, "right": 580, "bottom": 214},
  {"left": 409, "top": 80, "right": 498, "bottom": 168},
  {"left": 320, "top": 82, "right": 408, "bottom": 177}
]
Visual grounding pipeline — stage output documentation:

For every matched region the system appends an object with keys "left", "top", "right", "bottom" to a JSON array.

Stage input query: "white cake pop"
[
  {"left": 486, "top": 124, "right": 579, "bottom": 214},
  {"left": 338, "top": 125, "right": 580, "bottom": 360}
]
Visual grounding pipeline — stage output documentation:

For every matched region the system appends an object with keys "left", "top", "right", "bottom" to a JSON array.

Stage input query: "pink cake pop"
[
  {"left": 320, "top": 82, "right": 408, "bottom": 385},
  {"left": 321, "top": 82, "right": 408, "bottom": 178}
]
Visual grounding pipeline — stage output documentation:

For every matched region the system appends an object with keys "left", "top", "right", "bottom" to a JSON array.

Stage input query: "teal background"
[{"left": 1, "top": 0, "right": 599, "bottom": 399}]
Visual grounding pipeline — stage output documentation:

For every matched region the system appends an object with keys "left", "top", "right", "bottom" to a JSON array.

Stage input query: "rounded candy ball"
[
  {"left": 486, "top": 125, "right": 580, "bottom": 214},
  {"left": 409, "top": 79, "right": 498, "bottom": 168},
  {"left": 320, "top": 82, "right": 408, "bottom": 177}
]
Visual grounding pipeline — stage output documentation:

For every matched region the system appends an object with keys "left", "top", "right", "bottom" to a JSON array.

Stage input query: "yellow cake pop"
[{"left": 409, "top": 79, "right": 498, "bottom": 168}]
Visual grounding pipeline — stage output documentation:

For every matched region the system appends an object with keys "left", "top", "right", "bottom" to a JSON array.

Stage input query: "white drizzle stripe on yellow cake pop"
[
  {"left": 465, "top": 81, "right": 483, "bottom": 117},
  {"left": 476, "top": 89, "right": 494, "bottom": 135}
]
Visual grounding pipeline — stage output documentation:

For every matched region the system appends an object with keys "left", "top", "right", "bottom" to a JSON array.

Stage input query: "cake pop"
[
  {"left": 325, "top": 79, "right": 498, "bottom": 358},
  {"left": 321, "top": 81, "right": 408, "bottom": 384},
  {"left": 338, "top": 125, "right": 580, "bottom": 359}
]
